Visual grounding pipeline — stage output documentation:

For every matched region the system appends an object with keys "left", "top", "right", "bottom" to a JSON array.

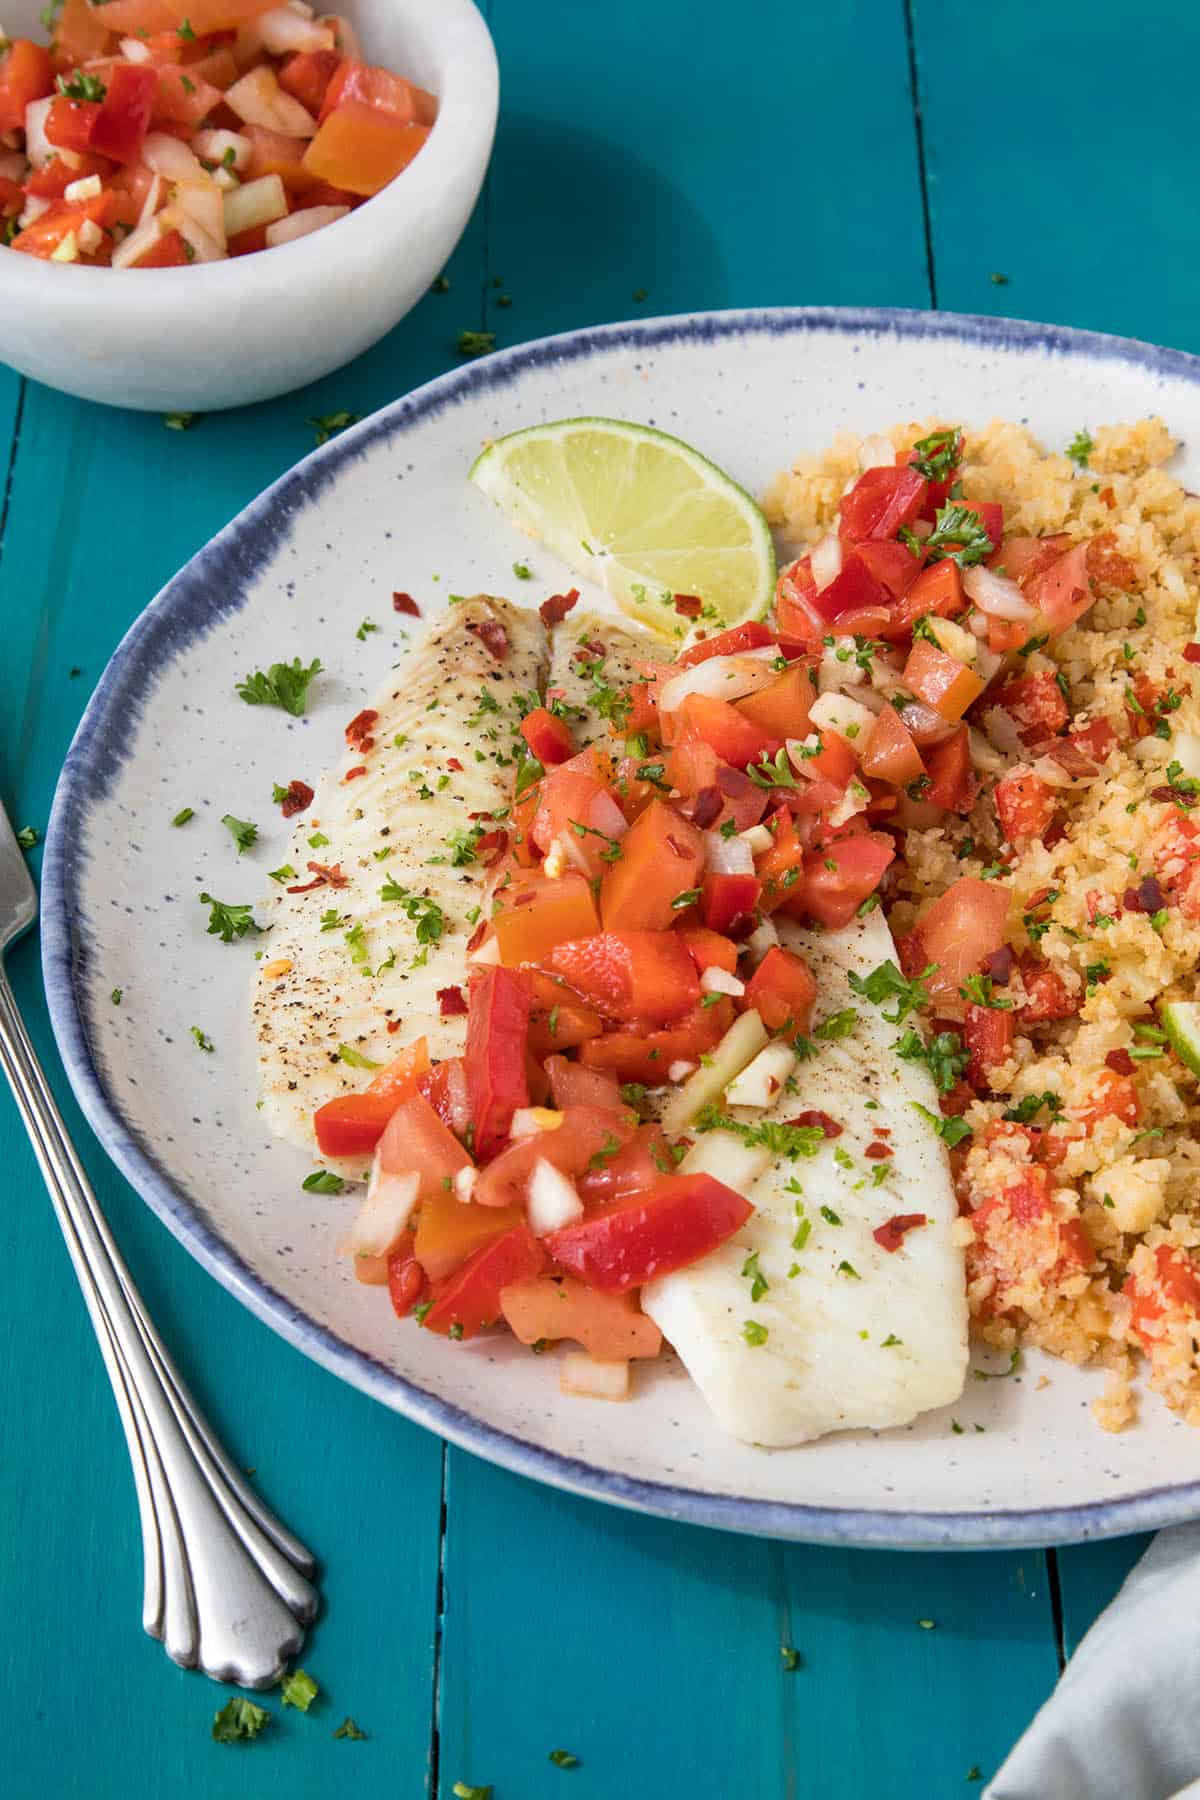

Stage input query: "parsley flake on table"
[
  {"left": 456, "top": 330, "right": 496, "bottom": 357},
  {"left": 221, "top": 813, "right": 258, "bottom": 854},
  {"left": 333, "top": 1716, "right": 367, "bottom": 1740},
  {"left": 236, "top": 657, "right": 322, "bottom": 717},
  {"left": 110, "top": 988, "right": 122, "bottom": 1005},
  {"left": 512, "top": 560, "right": 533, "bottom": 579},
  {"left": 303, "top": 1169, "right": 344, "bottom": 1194},
  {"left": 15, "top": 824, "right": 38, "bottom": 850},
  {"left": 190, "top": 1026, "right": 214, "bottom": 1053},
  {"left": 198, "top": 893, "right": 260, "bottom": 943},
  {"left": 973, "top": 1347, "right": 1022, "bottom": 1381},
  {"left": 355, "top": 618, "right": 378, "bottom": 641},
  {"left": 310, "top": 411, "right": 361, "bottom": 445},
  {"left": 212, "top": 1697, "right": 270, "bottom": 1743},
  {"left": 781, "top": 1645, "right": 802, "bottom": 1671},
  {"left": 171, "top": 807, "right": 194, "bottom": 827},
  {"left": 280, "top": 1669, "right": 319, "bottom": 1711},
  {"left": 164, "top": 411, "right": 195, "bottom": 431},
  {"left": 549, "top": 1748, "right": 581, "bottom": 1768}
]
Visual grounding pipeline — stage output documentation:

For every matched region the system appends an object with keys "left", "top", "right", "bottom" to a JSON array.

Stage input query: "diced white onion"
[
  {"left": 818, "top": 636, "right": 867, "bottom": 692},
  {"left": 979, "top": 705, "right": 1023, "bottom": 756},
  {"left": 509, "top": 1107, "right": 563, "bottom": 1140},
  {"left": 467, "top": 933, "right": 501, "bottom": 966},
  {"left": 661, "top": 1009, "right": 768, "bottom": 1136},
  {"left": 112, "top": 212, "right": 167, "bottom": 269},
  {"left": 1172, "top": 730, "right": 1200, "bottom": 782},
  {"left": 320, "top": 12, "right": 363, "bottom": 59},
  {"left": 827, "top": 776, "right": 872, "bottom": 827},
  {"left": 809, "top": 690, "right": 876, "bottom": 743},
  {"left": 966, "top": 725, "right": 1008, "bottom": 775},
  {"left": 859, "top": 434, "right": 897, "bottom": 471},
  {"left": 213, "top": 166, "right": 240, "bottom": 192},
  {"left": 222, "top": 172, "right": 288, "bottom": 237},
  {"left": 17, "top": 195, "right": 50, "bottom": 228},
  {"left": 266, "top": 203, "right": 349, "bottom": 246},
  {"left": 136, "top": 172, "right": 164, "bottom": 227},
  {"left": 700, "top": 965, "right": 745, "bottom": 997},
  {"left": 962, "top": 563, "right": 1037, "bottom": 621},
  {"left": 560, "top": 1354, "right": 631, "bottom": 1401},
  {"left": 667, "top": 1059, "right": 698, "bottom": 1081},
  {"left": 338, "top": 1168, "right": 419, "bottom": 1258},
  {"left": 1030, "top": 754, "right": 1097, "bottom": 790},
  {"left": 192, "top": 127, "right": 253, "bottom": 172},
  {"left": 810, "top": 531, "right": 844, "bottom": 593},
  {"left": 527, "top": 1159, "right": 584, "bottom": 1235},
  {"left": 49, "top": 230, "right": 79, "bottom": 263},
  {"left": 160, "top": 203, "right": 226, "bottom": 263},
  {"left": 255, "top": 4, "right": 336, "bottom": 54},
  {"left": 739, "top": 824, "right": 773, "bottom": 854},
  {"left": 659, "top": 652, "right": 779, "bottom": 716},
  {"left": 925, "top": 615, "right": 978, "bottom": 663},
  {"left": 704, "top": 828, "right": 754, "bottom": 876},
  {"left": 172, "top": 177, "right": 226, "bottom": 247},
  {"left": 63, "top": 173, "right": 102, "bottom": 202},
  {"left": 453, "top": 1166, "right": 477, "bottom": 1204},
  {"left": 745, "top": 917, "right": 778, "bottom": 963},
  {"left": 23, "top": 97, "right": 55, "bottom": 168},
  {"left": 144, "top": 132, "right": 206, "bottom": 181},
  {"left": 725, "top": 1040, "right": 798, "bottom": 1111},
  {"left": 77, "top": 218, "right": 103, "bottom": 254},
  {"left": 225, "top": 66, "right": 317, "bottom": 137},
  {"left": 120, "top": 35, "right": 152, "bottom": 61}
]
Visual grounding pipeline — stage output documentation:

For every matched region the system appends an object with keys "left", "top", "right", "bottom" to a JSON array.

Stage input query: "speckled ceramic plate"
[{"left": 42, "top": 308, "right": 1200, "bottom": 1548}]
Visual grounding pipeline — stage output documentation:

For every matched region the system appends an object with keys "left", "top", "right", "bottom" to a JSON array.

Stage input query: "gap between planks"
[{"left": 901, "top": 0, "right": 938, "bottom": 309}]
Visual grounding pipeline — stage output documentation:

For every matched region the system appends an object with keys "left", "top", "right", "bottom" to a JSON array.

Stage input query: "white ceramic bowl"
[{"left": 0, "top": 0, "right": 498, "bottom": 411}]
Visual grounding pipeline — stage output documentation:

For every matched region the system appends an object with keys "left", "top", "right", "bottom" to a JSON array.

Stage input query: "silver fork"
[{"left": 0, "top": 799, "right": 318, "bottom": 1686}]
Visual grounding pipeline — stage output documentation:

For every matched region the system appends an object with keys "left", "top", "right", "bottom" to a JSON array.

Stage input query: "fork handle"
[{"left": 0, "top": 970, "right": 319, "bottom": 1687}]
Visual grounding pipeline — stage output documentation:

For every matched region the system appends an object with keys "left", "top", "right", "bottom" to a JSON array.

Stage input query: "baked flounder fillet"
[
  {"left": 548, "top": 608, "right": 668, "bottom": 746},
  {"left": 254, "top": 596, "right": 547, "bottom": 1160},
  {"left": 643, "top": 910, "right": 969, "bottom": 1446}
]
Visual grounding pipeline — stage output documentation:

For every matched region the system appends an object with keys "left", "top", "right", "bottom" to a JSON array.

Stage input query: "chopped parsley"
[
  {"left": 910, "top": 1102, "right": 972, "bottom": 1148},
  {"left": 973, "top": 1347, "right": 1022, "bottom": 1381},
  {"left": 820, "top": 1205, "right": 842, "bottom": 1225},
  {"left": 815, "top": 1007, "right": 858, "bottom": 1040},
  {"left": 1001, "top": 1090, "right": 1062, "bottom": 1124},
  {"left": 236, "top": 657, "right": 322, "bottom": 717},
  {"left": 380, "top": 881, "right": 447, "bottom": 944},
  {"left": 190, "top": 1026, "right": 214, "bottom": 1052},
  {"left": 221, "top": 813, "right": 258, "bottom": 854},
  {"left": 338, "top": 1043, "right": 382, "bottom": 1070},
  {"left": 212, "top": 1698, "right": 270, "bottom": 1743},
  {"left": 694, "top": 1105, "right": 826, "bottom": 1159},
  {"left": 837, "top": 1260, "right": 860, "bottom": 1280},
  {"left": 512, "top": 561, "right": 532, "bottom": 580},
  {"left": 310, "top": 411, "right": 360, "bottom": 445},
  {"left": 895, "top": 1026, "right": 968, "bottom": 1094},
  {"left": 910, "top": 426, "right": 962, "bottom": 482},
  {"left": 333, "top": 1718, "right": 367, "bottom": 1740},
  {"left": 958, "top": 973, "right": 1013, "bottom": 1010},
  {"left": 747, "top": 746, "right": 800, "bottom": 789},
  {"left": 303, "top": 1169, "right": 344, "bottom": 1194},
  {"left": 164, "top": 411, "right": 195, "bottom": 431},
  {"left": 848, "top": 959, "right": 936, "bottom": 1025},
  {"left": 1066, "top": 428, "right": 1094, "bottom": 468},
  {"left": 920, "top": 501, "right": 994, "bottom": 567},
  {"left": 882, "top": 1333, "right": 903, "bottom": 1347},
  {"left": 110, "top": 988, "right": 122, "bottom": 1006},
  {"left": 171, "top": 807, "right": 194, "bottom": 827},
  {"left": 587, "top": 1133, "right": 621, "bottom": 1171},
  {"left": 355, "top": 618, "right": 377, "bottom": 641},
  {"left": 268, "top": 863, "right": 296, "bottom": 885},
  {"left": 280, "top": 1669, "right": 318, "bottom": 1711},
  {"left": 198, "top": 892, "right": 260, "bottom": 943},
  {"left": 741, "top": 1250, "right": 768, "bottom": 1301},
  {"left": 671, "top": 887, "right": 701, "bottom": 911},
  {"left": 15, "top": 824, "right": 38, "bottom": 850},
  {"left": 56, "top": 68, "right": 106, "bottom": 102},
  {"left": 549, "top": 1749, "right": 580, "bottom": 1769},
  {"left": 742, "top": 1320, "right": 769, "bottom": 1347},
  {"left": 781, "top": 1646, "right": 802, "bottom": 1671}
]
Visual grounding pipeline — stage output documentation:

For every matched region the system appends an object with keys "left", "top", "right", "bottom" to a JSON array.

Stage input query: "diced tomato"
[
  {"left": 544, "top": 1055, "right": 623, "bottom": 1111},
  {"left": 902, "top": 640, "right": 984, "bottom": 722},
  {"left": 755, "top": 808, "right": 804, "bottom": 913},
  {"left": 881, "top": 559, "right": 967, "bottom": 640},
  {"left": 855, "top": 538, "right": 922, "bottom": 598},
  {"left": 701, "top": 871, "right": 761, "bottom": 935},
  {"left": 465, "top": 965, "right": 531, "bottom": 1162},
  {"left": 89, "top": 61, "right": 158, "bottom": 162},
  {"left": 990, "top": 672, "right": 1069, "bottom": 746},
  {"left": 677, "top": 692, "right": 779, "bottom": 769},
  {"left": 151, "top": 62, "right": 222, "bottom": 126},
  {"left": 244, "top": 122, "right": 321, "bottom": 194},
  {"left": 0, "top": 39, "right": 54, "bottom": 135},
  {"left": 993, "top": 533, "right": 1072, "bottom": 584},
  {"left": 678, "top": 926, "right": 738, "bottom": 975},
  {"left": 1077, "top": 1067, "right": 1139, "bottom": 1129},
  {"left": 318, "top": 57, "right": 437, "bottom": 126},
  {"left": 859, "top": 702, "right": 926, "bottom": 785},
  {"left": 965, "top": 500, "right": 1003, "bottom": 552},
  {"left": 551, "top": 930, "right": 700, "bottom": 1025},
  {"left": 1127, "top": 1246, "right": 1200, "bottom": 1349},
  {"left": 0, "top": 174, "right": 23, "bottom": 216},
  {"left": 996, "top": 768, "right": 1056, "bottom": 844},
  {"left": 11, "top": 188, "right": 117, "bottom": 257},
  {"left": 600, "top": 799, "right": 705, "bottom": 932},
  {"left": 278, "top": 46, "right": 342, "bottom": 116},
  {"left": 311, "top": 1037, "right": 431, "bottom": 1157},
  {"left": 909, "top": 877, "right": 1010, "bottom": 1005},
  {"left": 809, "top": 548, "right": 890, "bottom": 625},
  {"left": 923, "top": 728, "right": 975, "bottom": 812},
  {"left": 526, "top": 972, "right": 603, "bottom": 1058},
  {"left": 386, "top": 1234, "right": 427, "bottom": 1319},
  {"left": 45, "top": 95, "right": 102, "bottom": 153},
  {"left": 1016, "top": 956, "right": 1079, "bottom": 1024},
  {"left": 838, "top": 464, "right": 927, "bottom": 542},
  {"left": 417, "top": 1057, "right": 471, "bottom": 1137},
  {"left": 302, "top": 102, "right": 429, "bottom": 196},
  {"left": 617, "top": 679, "right": 661, "bottom": 741},
  {"left": 500, "top": 1276, "right": 663, "bottom": 1359},
  {"left": 790, "top": 831, "right": 894, "bottom": 928},
  {"left": 520, "top": 706, "right": 575, "bottom": 766},
  {"left": 88, "top": 0, "right": 277, "bottom": 33},
  {"left": 376, "top": 1092, "right": 471, "bottom": 1202},
  {"left": 531, "top": 751, "right": 622, "bottom": 872},
  {"left": 544, "top": 1172, "right": 753, "bottom": 1293},
  {"left": 735, "top": 663, "right": 816, "bottom": 740},
  {"left": 493, "top": 874, "right": 601, "bottom": 967},
  {"left": 129, "top": 225, "right": 190, "bottom": 266},
  {"left": 422, "top": 1224, "right": 546, "bottom": 1338},
  {"left": 292, "top": 178, "right": 357, "bottom": 211},
  {"left": 963, "top": 1005, "right": 1014, "bottom": 1087},
  {"left": 577, "top": 998, "right": 734, "bottom": 1084},
  {"left": 24, "top": 149, "right": 112, "bottom": 197},
  {"left": 775, "top": 559, "right": 827, "bottom": 644},
  {"left": 674, "top": 622, "right": 775, "bottom": 669},
  {"left": 742, "top": 945, "right": 816, "bottom": 1034},
  {"left": 474, "top": 1105, "right": 637, "bottom": 1208},
  {"left": 1025, "top": 542, "right": 1095, "bottom": 634},
  {"left": 52, "top": 0, "right": 115, "bottom": 69}
]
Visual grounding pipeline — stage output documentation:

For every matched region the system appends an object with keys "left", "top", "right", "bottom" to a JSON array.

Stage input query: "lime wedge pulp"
[
  {"left": 469, "top": 417, "right": 776, "bottom": 638},
  {"left": 1161, "top": 1000, "right": 1200, "bottom": 1078}
]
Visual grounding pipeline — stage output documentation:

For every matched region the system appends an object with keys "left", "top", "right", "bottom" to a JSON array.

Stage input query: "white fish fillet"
[
  {"left": 643, "top": 910, "right": 968, "bottom": 1446},
  {"left": 548, "top": 608, "right": 667, "bottom": 746},
  {"left": 253, "top": 595, "right": 547, "bottom": 1161}
]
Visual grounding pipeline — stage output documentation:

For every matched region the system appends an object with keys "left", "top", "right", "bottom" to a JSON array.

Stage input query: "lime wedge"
[
  {"left": 470, "top": 417, "right": 776, "bottom": 638},
  {"left": 1162, "top": 1000, "right": 1200, "bottom": 1077}
]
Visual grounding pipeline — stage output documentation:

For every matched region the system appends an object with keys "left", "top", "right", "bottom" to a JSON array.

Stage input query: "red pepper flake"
[
  {"left": 573, "top": 638, "right": 606, "bottom": 663},
  {"left": 787, "top": 1109, "right": 843, "bottom": 1139},
  {"left": 468, "top": 616, "right": 510, "bottom": 661},
  {"left": 285, "top": 861, "right": 347, "bottom": 894},
  {"left": 1043, "top": 817, "right": 1068, "bottom": 849},
  {"left": 475, "top": 829, "right": 508, "bottom": 867},
  {"left": 1151, "top": 784, "right": 1198, "bottom": 808},
  {"left": 1106, "top": 1048, "right": 1135, "bottom": 1076},
  {"left": 393, "top": 592, "right": 421, "bottom": 617},
  {"left": 673, "top": 593, "right": 703, "bottom": 618},
  {"left": 344, "top": 764, "right": 368, "bottom": 782},
  {"left": 1184, "top": 643, "right": 1200, "bottom": 665},
  {"left": 279, "top": 779, "right": 314, "bottom": 818},
  {"left": 539, "top": 588, "right": 580, "bottom": 628},
  {"left": 437, "top": 985, "right": 468, "bottom": 1017},
  {"left": 1123, "top": 875, "right": 1166, "bottom": 914},
  {"left": 345, "top": 708, "right": 379, "bottom": 754},
  {"left": 387, "top": 1018, "right": 403, "bottom": 1034},
  {"left": 864, "top": 1141, "right": 894, "bottom": 1160},
  {"left": 466, "top": 919, "right": 488, "bottom": 954},
  {"left": 873, "top": 1213, "right": 927, "bottom": 1253},
  {"left": 446, "top": 757, "right": 464, "bottom": 772},
  {"left": 689, "top": 786, "right": 723, "bottom": 829},
  {"left": 1099, "top": 486, "right": 1116, "bottom": 510}
]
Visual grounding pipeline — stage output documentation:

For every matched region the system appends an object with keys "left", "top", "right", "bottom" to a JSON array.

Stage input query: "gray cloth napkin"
[{"left": 988, "top": 1527, "right": 1200, "bottom": 1800}]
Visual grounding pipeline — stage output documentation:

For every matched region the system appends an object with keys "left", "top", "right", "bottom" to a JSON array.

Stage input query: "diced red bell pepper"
[
  {"left": 674, "top": 621, "right": 775, "bottom": 669},
  {"left": 880, "top": 558, "right": 966, "bottom": 641},
  {"left": 10, "top": 188, "right": 117, "bottom": 257},
  {"left": 278, "top": 46, "right": 343, "bottom": 116},
  {"left": 422, "top": 1224, "right": 547, "bottom": 1338},
  {"left": 520, "top": 705, "right": 575, "bottom": 765},
  {"left": 577, "top": 998, "right": 734, "bottom": 1084},
  {"left": 312, "top": 1037, "right": 432, "bottom": 1157},
  {"left": 742, "top": 945, "right": 817, "bottom": 1034},
  {"left": 90, "top": 61, "right": 158, "bottom": 163},
  {"left": 465, "top": 965, "right": 532, "bottom": 1162},
  {"left": 791, "top": 831, "right": 894, "bottom": 928},
  {"left": 551, "top": 930, "right": 700, "bottom": 1024},
  {"left": 544, "top": 1172, "right": 753, "bottom": 1293},
  {"left": 701, "top": 872, "right": 761, "bottom": 934},
  {"left": 923, "top": 727, "right": 974, "bottom": 811},
  {"left": 23, "top": 149, "right": 111, "bottom": 197},
  {"left": 0, "top": 40, "right": 54, "bottom": 136},
  {"left": 45, "top": 95, "right": 102, "bottom": 153},
  {"left": 492, "top": 874, "right": 601, "bottom": 967},
  {"left": 838, "top": 464, "right": 927, "bottom": 542},
  {"left": 965, "top": 500, "right": 1003, "bottom": 553},
  {"left": 526, "top": 971, "right": 603, "bottom": 1057},
  {"left": 963, "top": 1006, "right": 1014, "bottom": 1088},
  {"left": 854, "top": 537, "right": 923, "bottom": 598},
  {"left": 600, "top": 799, "right": 705, "bottom": 932}
]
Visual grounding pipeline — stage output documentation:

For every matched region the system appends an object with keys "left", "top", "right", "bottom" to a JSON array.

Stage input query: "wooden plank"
[
  {"left": 1056, "top": 1536, "right": 1149, "bottom": 1659},
  {"left": 0, "top": 189, "right": 491, "bottom": 1800},
  {"left": 912, "top": 0, "right": 1200, "bottom": 350}
]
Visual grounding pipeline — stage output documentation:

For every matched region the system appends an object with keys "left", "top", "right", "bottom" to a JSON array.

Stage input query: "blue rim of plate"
[{"left": 40, "top": 303, "right": 1200, "bottom": 1550}]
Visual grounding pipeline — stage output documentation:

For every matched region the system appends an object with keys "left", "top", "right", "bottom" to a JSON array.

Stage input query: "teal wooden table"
[{"left": 6, "top": 0, "right": 1194, "bottom": 1790}]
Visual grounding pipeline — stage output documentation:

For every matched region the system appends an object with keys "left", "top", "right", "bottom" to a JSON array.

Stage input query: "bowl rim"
[
  {"left": 40, "top": 302, "right": 1200, "bottom": 1549},
  {"left": 0, "top": 0, "right": 497, "bottom": 296}
]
